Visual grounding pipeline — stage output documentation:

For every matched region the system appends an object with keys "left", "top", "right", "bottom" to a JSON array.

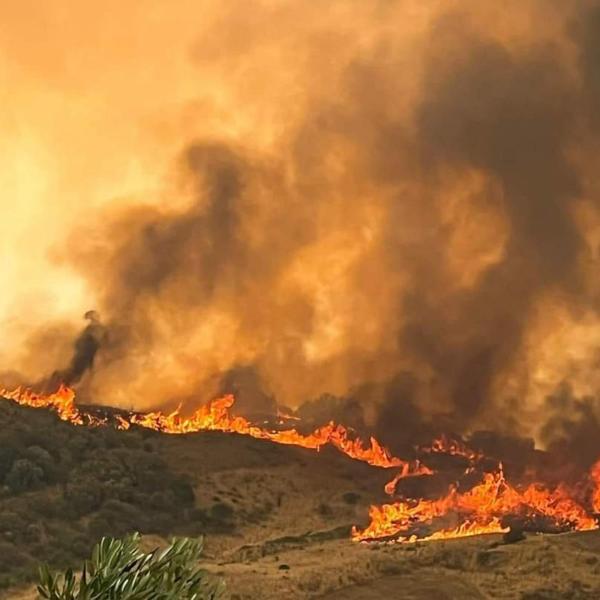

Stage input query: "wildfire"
[
  {"left": 353, "top": 468, "right": 598, "bottom": 543},
  {"left": 384, "top": 463, "right": 434, "bottom": 496},
  {"left": 591, "top": 459, "right": 600, "bottom": 513},
  {"left": 0, "top": 384, "right": 84, "bottom": 424},
  {"left": 1, "top": 384, "right": 599, "bottom": 544},
  {"left": 419, "top": 434, "right": 482, "bottom": 462},
  {"left": 0, "top": 385, "right": 412, "bottom": 470},
  {"left": 125, "top": 394, "right": 418, "bottom": 469}
]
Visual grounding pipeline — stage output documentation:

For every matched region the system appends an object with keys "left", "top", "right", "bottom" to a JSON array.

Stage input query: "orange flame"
[
  {"left": 1, "top": 385, "right": 598, "bottom": 544},
  {"left": 127, "top": 395, "right": 413, "bottom": 469},
  {"left": 0, "top": 385, "right": 413, "bottom": 470},
  {"left": 419, "top": 434, "right": 482, "bottom": 461},
  {"left": 384, "top": 462, "right": 434, "bottom": 496},
  {"left": 0, "top": 384, "right": 84, "bottom": 424},
  {"left": 591, "top": 459, "right": 600, "bottom": 513},
  {"left": 353, "top": 467, "right": 598, "bottom": 543}
]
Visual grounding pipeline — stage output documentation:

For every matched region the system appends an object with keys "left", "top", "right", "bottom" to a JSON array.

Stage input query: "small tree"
[{"left": 37, "top": 533, "right": 225, "bottom": 599}]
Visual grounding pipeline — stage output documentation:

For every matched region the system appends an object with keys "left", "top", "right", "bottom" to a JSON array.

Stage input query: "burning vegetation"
[
  {"left": 2, "top": 385, "right": 599, "bottom": 548},
  {"left": 4, "top": 2, "right": 600, "bottom": 594}
]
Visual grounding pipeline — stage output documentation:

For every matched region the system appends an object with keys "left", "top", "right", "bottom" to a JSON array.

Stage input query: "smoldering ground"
[{"left": 5, "top": 0, "right": 600, "bottom": 455}]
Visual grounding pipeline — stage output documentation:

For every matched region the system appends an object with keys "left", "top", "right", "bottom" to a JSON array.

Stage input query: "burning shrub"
[{"left": 37, "top": 533, "right": 225, "bottom": 600}]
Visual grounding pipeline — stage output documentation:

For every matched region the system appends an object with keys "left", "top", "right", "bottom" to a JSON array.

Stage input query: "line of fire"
[{"left": 2, "top": 384, "right": 599, "bottom": 546}]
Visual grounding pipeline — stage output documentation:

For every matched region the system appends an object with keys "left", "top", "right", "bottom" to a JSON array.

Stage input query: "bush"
[
  {"left": 27, "top": 446, "right": 60, "bottom": 483},
  {"left": 0, "top": 402, "right": 201, "bottom": 585},
  {"left": 171, "top": 478, "right": 196, "bottom": 507},
  {"left": 5, "top": 458, "right": 44, "bottom": 492},
  {"left": 37, "top": 532, "right": 225, "bottom": 599},
  {"left": 0, "top": 444, "right": 17, "bottom": 479},
  {"left": 64, "top": 479, "right": 105, "bottom": 516},
  {"left": 210, "top": 502, "right": 234, "bottom": 521}
]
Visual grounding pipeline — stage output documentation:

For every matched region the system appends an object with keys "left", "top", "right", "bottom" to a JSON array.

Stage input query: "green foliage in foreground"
[{"left": 37, "top": 533, "right": 225, "bottom": 600}]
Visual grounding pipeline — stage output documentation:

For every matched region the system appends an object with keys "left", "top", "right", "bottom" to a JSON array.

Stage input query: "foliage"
[
  {"left": 37, "top": 532, "right": 225, "bottom": 600},
  {"left": 5, "top": 458, "right": 44, "bottom": 492},
  {"left": 0, "top": 401, "right": 204, "bottom": 589}
]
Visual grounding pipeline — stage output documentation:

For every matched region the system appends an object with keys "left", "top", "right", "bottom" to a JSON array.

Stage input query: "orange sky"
[{"left": 2, "top": 1, "right": 600, "bottom": 443}]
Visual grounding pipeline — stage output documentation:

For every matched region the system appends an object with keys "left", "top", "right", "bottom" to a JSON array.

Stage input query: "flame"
[
  {"left": 419, "top": 434, "right": 482, "bottom": 461},
  {"left": 276, "top": 408, "right": 301, "bottom": 422},
  {"left": 127, "top": 395, "right": 413, "bottom": 469},
  {"left": 383, "top": 434, "right": 480, "bottom": 497},
  {"left": 384, "top": 463, "right": 434, "bottom": 496},
  {"left": 1, "top": 385, "right": 598, "bottom": 544},
  {"left": 0, "top": 384, "right": 84, "bottom": 424},
  {"left": 353, "top": 468, "right": 598, "bottom": 543},
  {"left": 0, "top": 385, "right": 413, "bottom": 470},
  {"left": 591, "top": 459, "right": 600, "bottom": 513}
]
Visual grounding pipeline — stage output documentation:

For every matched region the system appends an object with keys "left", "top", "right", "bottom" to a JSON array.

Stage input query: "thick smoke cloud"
[
  {"left": 401, "top": 15, "right": 581, "bottom": 422},
  {"left": 540, "top": 384, "right": 600, "bottom": 468},
  {"left": 5, "top": 1, "right": 600, "bottom": 448}
]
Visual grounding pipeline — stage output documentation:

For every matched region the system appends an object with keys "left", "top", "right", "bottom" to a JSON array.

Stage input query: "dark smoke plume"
[
  {"left": 46, "top": 311, "right": 105, "bottom": 389},
  {"left": 10, "top": 0, "right": 600, "bottom": 454}
]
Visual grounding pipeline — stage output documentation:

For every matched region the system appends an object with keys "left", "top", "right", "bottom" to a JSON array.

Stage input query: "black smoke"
[{"left": 34, "top": 1, "right": 600, "bottom": 456}]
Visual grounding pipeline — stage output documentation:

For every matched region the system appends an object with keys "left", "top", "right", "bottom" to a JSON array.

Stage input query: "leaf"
[{"left": 35, "top": 532, "right": 225, "bottom": 600}]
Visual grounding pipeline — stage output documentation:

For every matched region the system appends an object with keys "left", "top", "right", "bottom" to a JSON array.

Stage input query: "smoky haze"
[{"left": 3, "top": 0, "right": 600, "bottom": 451}]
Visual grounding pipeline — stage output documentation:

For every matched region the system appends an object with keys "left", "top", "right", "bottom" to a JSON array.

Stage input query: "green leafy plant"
[{"left": 37, "top": 532, "right": 225, "bottom": 599}]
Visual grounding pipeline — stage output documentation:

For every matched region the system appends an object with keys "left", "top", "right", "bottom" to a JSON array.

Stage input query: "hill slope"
[{"left": 0, "top": 399, "right": 599, "bottom": 599}]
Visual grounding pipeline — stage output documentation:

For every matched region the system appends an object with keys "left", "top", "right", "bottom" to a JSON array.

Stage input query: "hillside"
[{"left": 1, "top": 399, "right": 599, "bottom": 599}]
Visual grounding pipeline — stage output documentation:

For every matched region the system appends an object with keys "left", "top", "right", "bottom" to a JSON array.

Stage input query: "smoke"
[
  {"left": 402, "top": 12, "right": 581, "bottom": 423},
  {"left": 540, "top": 384, "right": 600, "bottom": 468},
  {"left": 4, "top": 0, "right": 600, "bottom": 445},
  {"left": 46, "top": 311, "right": 105, "bottom": 388}
]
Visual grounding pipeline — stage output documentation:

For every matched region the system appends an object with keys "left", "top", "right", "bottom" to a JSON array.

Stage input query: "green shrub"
[
  {"left": 64, "top": 479, "right": 105, "bottom": 516},
  {"left": 26, "top": 446, "right": 58, "bottom": 482},
  {"left": 37, "top": 532, "right": 225, "bottom": 599},
  {"left": 0, "top": 443, "right": 17, "bottom": 479},
  {"left": 5, "top": 458, "right": 44, "bottom": 492},
  {"left": 0, "top": 403, "right": 201, "bottom": 585}
]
